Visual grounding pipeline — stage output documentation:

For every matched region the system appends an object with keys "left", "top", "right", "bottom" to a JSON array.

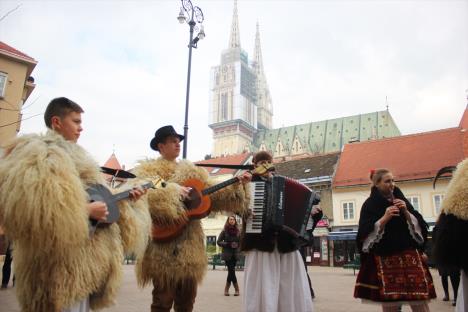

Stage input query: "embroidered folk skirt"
[{"left": 354, "top": 249, "right": 436, "bottom": 302}]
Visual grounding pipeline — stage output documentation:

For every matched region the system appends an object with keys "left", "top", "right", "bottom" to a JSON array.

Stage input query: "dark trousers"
[
  {"left": 225, "top": 258, "right": 237, "bottom": 284},
  {"left": 151, "top": 278, "right": 197, "bottom": 312},
  {"left": 1, "top": 243, "right": 12, "bottom": 287},
  {"left": 299, "top": 246, "right": 315, "bottom": 298},
  {"left": 441, "top": 272, "right": 461, "bottom": 300}
]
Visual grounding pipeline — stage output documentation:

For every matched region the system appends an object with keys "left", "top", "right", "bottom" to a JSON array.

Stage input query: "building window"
[
  {"left": 433, "top": 194, "right": 445, "bottom": 215},
  {"left": 206, "top": 235, "right": 216, "bottom": 246},
  {"left": 0, "top": 72, "right": 7, "bottom": 98},
  {"left": 247, "top": 101, "right": 252, "bottom": 123},
  {"left": 221, "top": 93, "right": 228, "bottom": 120},
  {"left": 407, "top": 196, "right": 420, "bottom": 211},
  {"left": 206, "top": 235, "right": 217, "bottom": 253},
  {"left": 342, "top": 201, "right": 355, "bottom": 220}
]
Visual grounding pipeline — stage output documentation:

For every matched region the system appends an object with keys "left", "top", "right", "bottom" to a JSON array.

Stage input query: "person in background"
[
  {"left": 299, "top": 205, "right": 323, "bottom": 299},
  {"left": 1, "top": 238, "right": 13, "bottom": 289},
  {"left": 217, "top": 215, "right": 241, "bottom": 296},
  {"left": 433, "top": 223, "right": 460, "bottom": 306}
]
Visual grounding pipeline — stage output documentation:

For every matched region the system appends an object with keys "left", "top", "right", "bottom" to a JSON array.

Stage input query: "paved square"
[{"left": 0, "top": 265, "right": 456, "bottom": 311}]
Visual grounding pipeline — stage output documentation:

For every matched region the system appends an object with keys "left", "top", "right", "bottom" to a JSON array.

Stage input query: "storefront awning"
[{"left": 328, "top": 231, "right": 358, "bottom": 241}]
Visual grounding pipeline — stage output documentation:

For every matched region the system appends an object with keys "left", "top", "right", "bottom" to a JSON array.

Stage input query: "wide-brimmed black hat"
[{"left": 150, "top": 125, "right": 184, "bottom": 151}]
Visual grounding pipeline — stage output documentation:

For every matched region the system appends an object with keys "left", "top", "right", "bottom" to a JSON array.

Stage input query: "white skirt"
[
  {"left": 243, "top": 248, "right": 313, "bottom": 312},
  {"left": 62, "top": 297, "right": 89, "bottom": 312}
]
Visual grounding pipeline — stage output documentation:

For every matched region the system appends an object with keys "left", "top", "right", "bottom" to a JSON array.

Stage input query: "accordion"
[{"left": 246, "top": 176, "right": 320, "bottom": 246}]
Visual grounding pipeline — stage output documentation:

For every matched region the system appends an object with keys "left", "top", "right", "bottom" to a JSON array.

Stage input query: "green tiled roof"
[{"left": 252, "top": 110, "right": 400, "bottom": 156}]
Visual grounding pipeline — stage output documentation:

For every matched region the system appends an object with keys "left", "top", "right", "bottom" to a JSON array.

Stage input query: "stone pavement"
[{"left": 0, "top": 264, "right": 456, "bottom": 311}]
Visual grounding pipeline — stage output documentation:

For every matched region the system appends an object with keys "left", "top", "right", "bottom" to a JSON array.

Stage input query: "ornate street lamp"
[{"left": 177, "top": 0, "right": 205, "bottom": 159}]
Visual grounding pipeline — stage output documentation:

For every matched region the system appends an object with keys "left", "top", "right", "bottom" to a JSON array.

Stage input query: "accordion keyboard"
[{"left": 245, "top": 181, "right": 266, "bottom": 233}]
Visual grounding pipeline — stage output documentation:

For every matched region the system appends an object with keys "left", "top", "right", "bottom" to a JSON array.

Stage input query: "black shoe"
[
  {"left": 442, "top": 295, "right": 449, "bottom": 301},
  {"left": 453, "top": 301, "right": 456, "bottom": 306},
  {"left": 0, "top": 285, "right": 7, "bottom": 290}
]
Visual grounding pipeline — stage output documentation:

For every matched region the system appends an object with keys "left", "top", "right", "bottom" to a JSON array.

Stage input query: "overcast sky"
[{"left": 1, "top": 0, "right": 467, "bottom": 168}]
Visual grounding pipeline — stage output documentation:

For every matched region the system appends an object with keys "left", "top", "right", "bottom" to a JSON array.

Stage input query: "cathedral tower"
[{"left": 209, "top": 1, "right": 269, "bottom": 157}]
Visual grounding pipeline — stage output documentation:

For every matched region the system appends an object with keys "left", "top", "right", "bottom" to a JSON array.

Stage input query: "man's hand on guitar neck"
[
  {"left": 129, "top": 187, "right": 147, "bottom": 201},
  {"left": 88, "top": 201, "right": 109, "bottom": 221},
  {"left": 237, "top": 171, "right": 252, "bottom": 184}
]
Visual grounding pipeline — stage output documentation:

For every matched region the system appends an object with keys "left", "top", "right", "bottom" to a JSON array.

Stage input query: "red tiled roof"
[
  {"left": 102, "top": 153, "right": 124, "bottom": 181},
  {"left": 0, "top": 41, "right": 36, "bottom": 63},
  {"left": 103, "top": 153, "right": 122, "bottom": 170},
  {"left": 462, "top": 130, "right": 468, "bottom": 157},
  {"left": 195, "top": 153, "right": 251, "bottom": 176},
  {"left": 333, "top": 128, "right": 465, "bottom": 187}
]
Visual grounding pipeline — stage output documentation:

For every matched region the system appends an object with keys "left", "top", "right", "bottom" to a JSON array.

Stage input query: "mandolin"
[
  {"left": 152, "top": 163, "right": 274, "bottom": 242},
  {"left": 88, "top": 177, "right": 166, "bottom": 234}
]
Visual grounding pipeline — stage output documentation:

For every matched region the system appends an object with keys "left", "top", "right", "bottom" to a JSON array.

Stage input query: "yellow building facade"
[{"left": 0, "top": 42, "right": 37, "bottom": 147}]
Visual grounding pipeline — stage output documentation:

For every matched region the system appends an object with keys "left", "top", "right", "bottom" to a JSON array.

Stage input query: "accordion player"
[{"left": 245, "top": 175, "right": 320, "bottom": 249}]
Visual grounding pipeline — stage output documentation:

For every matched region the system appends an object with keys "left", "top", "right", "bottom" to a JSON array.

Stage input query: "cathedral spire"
[
  {"left": 253, "top": 21, "right": 273, "bottom": 130},
  {"left": 252, "top": 21, "right": 264, "bottom": 76},
  {"left": 228, "top": 0, "right": 241, "bottom": 48}
]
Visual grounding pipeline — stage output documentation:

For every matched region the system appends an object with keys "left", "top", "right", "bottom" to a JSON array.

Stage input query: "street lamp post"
[{"left": 177, "top": 0, "right": 205, "bottom": 159}]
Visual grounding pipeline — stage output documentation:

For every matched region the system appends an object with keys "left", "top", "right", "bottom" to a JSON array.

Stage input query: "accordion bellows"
[{"left": 246, "top": 175, "right": 320, "bottom": 248}]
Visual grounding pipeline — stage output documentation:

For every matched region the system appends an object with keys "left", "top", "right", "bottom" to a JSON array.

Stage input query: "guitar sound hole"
[{"left": 185, "top": 189, "right": 201, "bottom": 210}]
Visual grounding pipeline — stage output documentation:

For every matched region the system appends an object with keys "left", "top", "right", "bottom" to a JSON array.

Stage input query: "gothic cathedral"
[{"left": 209, "top": 1, "right": 400, "bottom": 158}]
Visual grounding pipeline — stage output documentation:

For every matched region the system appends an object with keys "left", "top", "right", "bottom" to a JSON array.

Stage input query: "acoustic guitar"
[
  {"left": 152, "top": 163, "right": 274, "bottom": 242},
  {"left": 88, "top": 177, "right": 166, "bottom": 234}
]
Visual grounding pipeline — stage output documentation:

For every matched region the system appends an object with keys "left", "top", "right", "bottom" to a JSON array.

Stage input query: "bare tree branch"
[{"left": 0, "top": 3, "right": 22, "bottom": 23}]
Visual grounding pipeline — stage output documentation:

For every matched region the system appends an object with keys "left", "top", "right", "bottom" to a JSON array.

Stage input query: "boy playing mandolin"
[
  {"left": 0, "top": 97, "right": 149, "bottom": 312},
  {"left": 133, "top": 125, "right": 251, "bottom": 312}
]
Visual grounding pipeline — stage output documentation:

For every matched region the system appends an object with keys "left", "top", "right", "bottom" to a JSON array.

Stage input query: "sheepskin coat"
[
  {"left": 133, "top": 157, "right": 250, "bottom": 290},
  {"left": 433, "top": 158, "right": 468, "bottom": 273},
  {"left": 440, "top": 158, "right": 468, "bottom": 221},
  {"left": 0, "top": 131, "right": 151, "bottom": 312}
]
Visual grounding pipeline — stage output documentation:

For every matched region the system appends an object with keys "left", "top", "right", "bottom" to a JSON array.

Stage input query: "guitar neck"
[
  {"left": 113, "top": 181, "right": 153, "bottom": 202},
  {"left": 202, "top": 177, "right": 239, "bottom": 196}
]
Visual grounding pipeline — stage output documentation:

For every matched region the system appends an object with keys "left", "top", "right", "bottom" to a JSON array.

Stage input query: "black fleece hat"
[{"left": 150, "top": 125, "right": 184, "bottom": 151}]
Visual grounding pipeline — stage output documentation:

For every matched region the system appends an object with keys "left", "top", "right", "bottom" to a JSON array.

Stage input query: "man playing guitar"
[{"left": 133, "top": 125, "right": 251, "bottom": 312}]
